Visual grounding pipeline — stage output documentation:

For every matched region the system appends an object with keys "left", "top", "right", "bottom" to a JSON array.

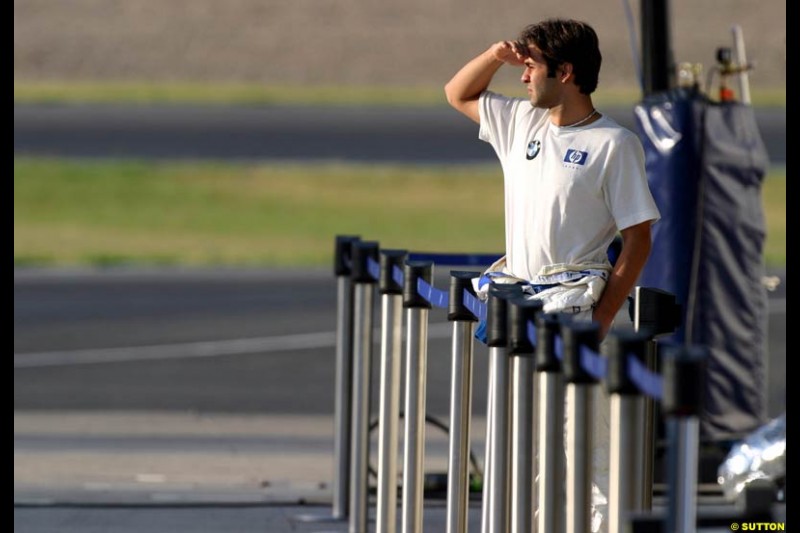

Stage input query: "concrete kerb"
[{"left": 14, "top": 410, "right": 489, "bottom": 508}]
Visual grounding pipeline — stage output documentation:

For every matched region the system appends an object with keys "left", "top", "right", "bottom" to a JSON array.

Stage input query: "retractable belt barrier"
[
  {"left": 349, "top": 241, "right": 380, "bottom": 533},
  {"left": 375, "top": 250, "right": 406, "bottom": 533},
  {"left": 316, "top": 235, "right": 713, "bottom": 533}
]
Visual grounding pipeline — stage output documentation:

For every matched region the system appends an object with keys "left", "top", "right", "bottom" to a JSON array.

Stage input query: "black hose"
[{"left": 367, "top": 412, "right": 483, "bottom": 485}]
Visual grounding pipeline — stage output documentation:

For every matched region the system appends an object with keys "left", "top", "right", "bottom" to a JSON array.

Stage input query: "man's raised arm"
[{"left": 444, "top": 41, "right": 524, "bottom": 124}]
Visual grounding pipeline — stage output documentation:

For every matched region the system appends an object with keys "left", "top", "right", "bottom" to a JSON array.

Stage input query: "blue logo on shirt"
[{"left": 564, "top": 149, "right": 588, "bottom": 165}]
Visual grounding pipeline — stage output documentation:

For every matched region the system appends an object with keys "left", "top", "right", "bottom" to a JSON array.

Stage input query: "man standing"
[
  {"left": 444, "top": 18, "right": 659, "bottom": 339},
  {"left": 444, "top": 19, "right": 660, "bottom": 532}
]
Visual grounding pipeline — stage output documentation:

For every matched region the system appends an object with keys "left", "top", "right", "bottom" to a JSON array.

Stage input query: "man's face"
[{"left": 519, "top": 44, "right": 561, "bottom": 108}]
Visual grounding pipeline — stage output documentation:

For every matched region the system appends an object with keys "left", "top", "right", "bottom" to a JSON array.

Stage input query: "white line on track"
[
  {"left": 14, "top": 297, "right": 785, "bottom": 369},
  {"left": 14, "top": 322, "right": 455, "bottom": 369}
]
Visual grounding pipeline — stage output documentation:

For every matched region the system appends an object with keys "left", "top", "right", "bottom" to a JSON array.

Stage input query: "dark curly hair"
[{"left": 515, "top": 19, "right": 602, "bottom": 95}]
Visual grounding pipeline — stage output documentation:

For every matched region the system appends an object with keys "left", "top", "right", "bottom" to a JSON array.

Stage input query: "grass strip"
[{"left": 14, "top": 158, "right": 785, "bottom": 268}]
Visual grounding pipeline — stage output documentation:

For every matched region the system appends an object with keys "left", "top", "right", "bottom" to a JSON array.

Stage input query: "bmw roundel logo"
[{"left": 526, "top": 140, "right": 541, "bottom": 160}]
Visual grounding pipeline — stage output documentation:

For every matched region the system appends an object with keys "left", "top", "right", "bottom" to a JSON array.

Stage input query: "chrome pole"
[
  {"left": 482, "top": 287, "right": 517, "bottom": 533},
  {"left": 401, "top": 261, "right": 433, "bottom": 533},
  {"left": 508, "top": 297, "right": 543, "bottom": 533},
  {"left": 511, "top": 355, "right": 535, "bottom": 533},
  {"left": 536, "top": 313, "right": 565, "bottom": 533},
  {"left": 376, "top": 250, "right": 407, "bottom": 533},
  {"left": 486, "top": 345, "right": 510, "bottom": 533},
  {"left": 606, "top": 330, "right": 649, "bottom": 533},
  {"left": 663, "top": 346, "right": 707, "bottom": 533},
  {"left": 348, "top": 241, "right": 379, "bottom": 533},
  {"left": 295, "top": 235, "right": 359, "bottom": 525},
  {"left": 561, "top": 322, "right": 600, "bottom": 533},
  {"left": 447, "top": 320, "right": 475, "bottom": 533},
  {"left": 444, "top": 270, "right": 480, "bottom": 533},
  {"left": 333, "top": 273, "right": 356, "bottom": 519}
]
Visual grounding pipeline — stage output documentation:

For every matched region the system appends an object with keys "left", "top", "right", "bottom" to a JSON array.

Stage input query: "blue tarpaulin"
[{"left": 635, "top": 88, "right": 770, "bottom": 440}]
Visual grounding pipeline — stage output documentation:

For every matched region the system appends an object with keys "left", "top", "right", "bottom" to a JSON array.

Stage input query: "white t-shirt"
[{"left": 478, "top": 90, "right": 661, "bottom": 282}]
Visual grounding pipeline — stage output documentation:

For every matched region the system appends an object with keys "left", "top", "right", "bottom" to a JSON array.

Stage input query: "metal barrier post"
[
  {"left": 508, "top": 298, "right": 544, "bottom": 533},
  {"left": 401, "top": 261, "right": 433, "bottom": 533},
  {"left": 376, "top": 250, "right": 408, "bottom": 533},
  {"left": 663, "top": 345, "right": 707, "bottom": 533},
  {"left": 333, "top": 235, "right": 360, "bottom": 520},
  {"left": 634, "top": 286, "right": 682, "bottom": 511},
  {"left": 349, "top": 241, "right": 379, "bottom": 533},
  {"left": 536, "top": 313, "right": 566, "bottom": 533},
  {"left": 605, "top": 330, "right": 649, "bottom": 533},
  {"left": 482, "top": 286, "right": 516, "bottom": 533},
  {"left": 445, "top": 271, "right": 480, "bottom": 533},
  {"left": 481, "top": 358, "right": 494, "bottom": 533},
  {"left": 296, "top": 235, "right": 359, "bottom": 525},
  {"left": 641, "top": 338, "right": 657, "bottom": 512},
  {"left": 561, "top": 321, "right": 600, "bottom": 533}
]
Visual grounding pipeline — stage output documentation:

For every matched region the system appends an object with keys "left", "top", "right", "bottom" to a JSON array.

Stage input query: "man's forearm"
[
  {"left": 593, "top": 223, "right": 653, "bottom": 338},
  {"left": 593, "top": 255, "right": 645, "bottom": 333},
  {"left": 445, "top": 41, "right": 519, "bottom": 122},
  {"left": 444, "top": 47, "right": 504, "bottom": 106}
]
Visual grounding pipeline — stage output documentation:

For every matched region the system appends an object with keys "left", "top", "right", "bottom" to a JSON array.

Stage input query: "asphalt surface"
[
  {"left": 13, "top": 104, "right": 786, "bottom": 164},
  {"left": 13, "top": 267, "right": 785, "bottom": 417},
  {"left": 13, "top": 267, "right": 786, "bottom": 532},
  {"left": 13, "top": 268, "right": 491, "bottom": 532},
  {"left": 13, "top": 268, "right": 490, "bottom": 416}
]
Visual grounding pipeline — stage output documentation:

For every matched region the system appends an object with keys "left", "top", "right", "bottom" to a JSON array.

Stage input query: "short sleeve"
[
  {"left": 478, "top": 90, "right": 523, "bottom": 161},
  {"left": 603, "top": 132, "right": 661, "bottom": 231}
]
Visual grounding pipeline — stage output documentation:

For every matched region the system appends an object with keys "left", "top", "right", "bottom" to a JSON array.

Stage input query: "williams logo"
[
  {"left": 564, "top": 149, "right": 589, "bottom": 165},
  {"left": 526, "top": 140, "right": 542, "bottom": 160}
]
